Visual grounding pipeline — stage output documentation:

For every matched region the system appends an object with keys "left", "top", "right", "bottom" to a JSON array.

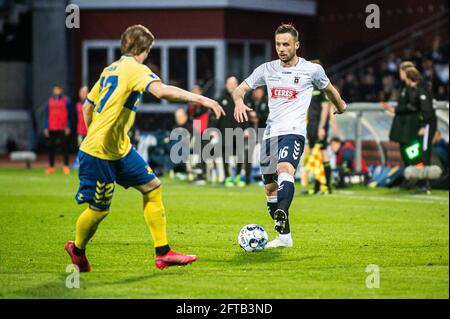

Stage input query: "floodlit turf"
[{"left": 0, "top": 168, "right": 448, "bottom": 299}]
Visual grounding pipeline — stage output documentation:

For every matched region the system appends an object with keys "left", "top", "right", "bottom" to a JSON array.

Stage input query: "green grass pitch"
[{"left": 0, "top": 168, "right": 448, "bottom": 298}]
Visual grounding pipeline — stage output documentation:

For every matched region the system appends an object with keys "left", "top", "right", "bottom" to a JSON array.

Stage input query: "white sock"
[{"left": 279, "top": 233, "right": 292, "bottom": 241}]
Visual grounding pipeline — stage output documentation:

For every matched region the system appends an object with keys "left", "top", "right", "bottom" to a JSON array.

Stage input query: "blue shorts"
[
  {"left": 75, "top": 148, "right": 156, "bottom": 210},
  {"left": 260, "top": 134, "right": 305, "bottom": 185}
]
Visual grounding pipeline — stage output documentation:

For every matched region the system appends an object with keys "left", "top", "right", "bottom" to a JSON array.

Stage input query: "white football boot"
[{"left": 265, "top": 233, "right": 293, "bottom": 248}]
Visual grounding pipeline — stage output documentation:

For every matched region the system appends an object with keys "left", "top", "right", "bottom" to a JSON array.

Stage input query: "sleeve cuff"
[
  {"left": 318, "top": 79, "right": 330, "bottom": 90},
  {"left": 243, "top": 80, "right": 254, "bottom": 89},
  {"left": 145, "top": 79, "right": 161, "bottom": 93}
]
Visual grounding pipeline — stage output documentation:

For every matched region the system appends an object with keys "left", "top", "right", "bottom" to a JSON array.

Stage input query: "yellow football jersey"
[{"left": 80, "top": 55, "right": 160, "bottom": 160}]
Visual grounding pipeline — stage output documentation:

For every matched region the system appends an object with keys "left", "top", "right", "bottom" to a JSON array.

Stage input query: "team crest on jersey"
[
  {"left": 271, "top": 88, "right": 297, "bottom": 99},
  {"left": 294, "top": 76, "right": 300, "bottom": 84}
]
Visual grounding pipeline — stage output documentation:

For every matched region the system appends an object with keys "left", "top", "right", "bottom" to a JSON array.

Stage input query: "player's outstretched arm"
[
  {"left": 148, "top": 82, "right": 225, "bottom": 119},
  {"left": 82, "top": 100, "right": 95, "bottom": 128},
  {"left": 232, "top": 81, "right": 253, "bottom": 123},
  {"left": 324, "top": 83, "right": 347, "bottom": 114}
]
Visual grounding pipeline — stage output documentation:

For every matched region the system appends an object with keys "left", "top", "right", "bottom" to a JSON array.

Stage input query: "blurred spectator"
[
  {"left": 234, "top": 124, "right": 253, "bottom": 186},
  {"left": 379, "top": 73, "right": 397, "bottom": 102},
  {"left": 432, "top": 130, "right": 449, "bottom": 170},
  {"left": 76, "top": 86, "right": 88, "bottom": 139},
  {"left": 405, "top": 67, "right": 437, "bottom": 193},
  {"left": 341, "top": 73, "right": 361, "bottom": 101},
  {"left": 187, "top": 85, "right": 209, "bottom": 132},
  {"left": 247, "top": 110, "right": 259, "bottom": 130},
  {"left": 430, "top": 36, "right": 449, "bottom": 95},
  {"left": 379, "top": 61, "right": 390, "bottom": 78},
  {"left": 186, "top": 85, "right": 209, "bottom": 184},
  {"left": 211, "top": 76, "right": 249, "bottom": 187},
  {"left": 386, "top": 52, "right": 399, "bottom": 75},
  {"left": 436, "top": 84, "right": 448, "bottom": 100},
  {"left": 246, "top": 87, "right": 269, "bottom": 131},
  {"left": 170, "top": 108, "right": 193, "bottom": 176},
  {"left": 72, "top": 86, "right": 88, "bottom": 170},
  {"left": 360, "top": 67, "right": 379, "bottom": 101},
  {"left": 43, "top": 84, "right": 72, "bottom": 175},
  {"left": 330, "top": 137, "right": 368, "bottom": 174},
  {"left": 412, "top": 50, "right": 425, "bottom": 71},
  {"left": 231, "top": 80, "right": 253, "bottom": 186},
  {"left": 305, "top": 59, "right": 333, "bottom": 194},
  {"left": 381, "top": 61, "right": 419, "bottom": 167},
  {"left": 430, "top": 36, "right": 449, "bottom": 66},
  {"left": 430, "top": 130, "right": 449, "bottom": 190},
  {"left": 175, "top": 108, "right": 192, "bottom": 132},
  {"left": 245, "top": 87, "right": 269, "bottom": 183},
  {"left": 335, "top": 44, "right": 449, "bottom": 102},
  {"left": 405, "top": 67, "right": 437, "bottom": 167}
]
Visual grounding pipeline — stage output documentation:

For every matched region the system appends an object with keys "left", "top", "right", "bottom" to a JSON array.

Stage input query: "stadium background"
[
  {"left": 0, "top": 0, "right": 448, "bottom": 300},
  {"left": 0, "top": 0, "right": 448, "bottom": 165}
]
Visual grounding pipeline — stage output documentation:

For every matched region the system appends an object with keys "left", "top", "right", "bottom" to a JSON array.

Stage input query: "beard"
[{"left": 278, "top": 51, "right": 295, "bottom": 63}]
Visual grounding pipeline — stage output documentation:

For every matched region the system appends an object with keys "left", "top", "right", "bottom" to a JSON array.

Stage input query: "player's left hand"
[
  {"left": 64, "top": 128, "right": 71, "bottom": 136},
  {"left": 234, "top": 101, "right": 252, "bottom": 123}
]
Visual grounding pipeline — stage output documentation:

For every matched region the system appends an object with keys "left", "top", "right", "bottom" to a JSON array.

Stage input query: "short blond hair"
[
  {"left": 399, "top": 61, "right": 415, "bottom": 71},
  {"left": 121, "top": 25, "right": 154, "bottom": 56},
  {"left": 405, "top": 67, "right": 422, "bottom": 82}
]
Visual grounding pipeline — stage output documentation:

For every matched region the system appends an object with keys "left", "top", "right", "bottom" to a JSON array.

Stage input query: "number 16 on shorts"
[
  {"left": 279, "top": 146, "right": 289, "bottom": 160},
  {"left": 277, "top": 134, "right": 304, "bottom": 168}
]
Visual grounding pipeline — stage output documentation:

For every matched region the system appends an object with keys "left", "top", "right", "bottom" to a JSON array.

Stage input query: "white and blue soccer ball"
[{"left": 238, "top": 224, "right": 269, "bottom": 252}]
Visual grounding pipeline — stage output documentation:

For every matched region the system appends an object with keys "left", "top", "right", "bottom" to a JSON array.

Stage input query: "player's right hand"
[
  {"left": 234, "top": 101, "right": 252, "bottom": 123},
  {"left": 44, "top": 129, "right": 49, "bottom": 138},
  {"left": 203, "top": 98, "right": 225, "bottom": 119},
  {"left": 334, "top": 100, "right": 347, "bottom": 114}
]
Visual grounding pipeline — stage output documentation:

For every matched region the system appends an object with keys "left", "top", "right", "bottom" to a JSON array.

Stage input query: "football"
[{"left": 238, "top": 224, "right": 269, "bottom": 252}]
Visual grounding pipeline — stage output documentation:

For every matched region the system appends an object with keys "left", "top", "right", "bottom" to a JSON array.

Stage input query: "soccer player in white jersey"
[{"left": 233, "top": 24, "right": 347, "bottom": 248}]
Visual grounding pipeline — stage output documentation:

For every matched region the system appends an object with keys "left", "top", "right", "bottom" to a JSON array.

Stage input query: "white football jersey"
[{"left": 245, "top": 58, "right": 330, "bottom": 139}]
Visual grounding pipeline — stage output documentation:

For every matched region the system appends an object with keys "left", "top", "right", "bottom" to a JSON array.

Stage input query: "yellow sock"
[
  {"left": 75, "top": 207, "right": 109, "bottom": 249},
  {"left": 143, "top": 186, "right": 168, "bottom": 248}
]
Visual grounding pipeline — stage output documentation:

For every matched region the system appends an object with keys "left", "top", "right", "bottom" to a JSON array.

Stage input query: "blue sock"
[
  {"left": 277, "top": 173, "right": 295, "bottom": 212},
  {"left": 277, "top": 173, "right": 294, "bottom": 234}
]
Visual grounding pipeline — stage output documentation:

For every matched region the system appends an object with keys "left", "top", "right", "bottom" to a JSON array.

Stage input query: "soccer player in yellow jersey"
[{"left": 65, "top": 25, "right": 225, "bottom": 271}]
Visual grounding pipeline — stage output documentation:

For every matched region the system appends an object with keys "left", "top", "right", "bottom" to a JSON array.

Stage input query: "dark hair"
[
  {"left": 53, "top": 84, "right": 62, "bottom": 88},
  {"left": 121, "top": 24, "right": 154, "bottom": 56},
  {"left": 405, "top": 67, "right": 422, "bottom": 82},
  {"left": 275, "top": 23, "right": 299, "bottom": 41},
  {"left": 330, "top": 136, "right": 341, "bottom": 144}
]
